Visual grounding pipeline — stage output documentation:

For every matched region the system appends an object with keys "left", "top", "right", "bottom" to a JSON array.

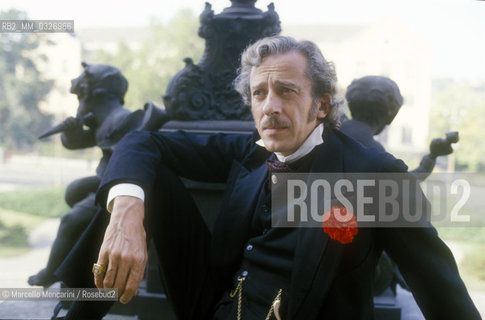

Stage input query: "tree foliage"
[
  {"left": 92, "top": 10, "right": 204, "bottom": 111},
  {"left": 0, "top": 9, "right": 54, "bottom": 150},
  {"left": 430, "top": 79, "right": 485, "bottom": 171}
]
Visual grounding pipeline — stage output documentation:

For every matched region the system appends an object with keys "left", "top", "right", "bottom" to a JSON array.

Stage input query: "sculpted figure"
[
  {"left": 341, "top": 75, "right": 458, "bottom": 181},
  {"left": 28, "top": 63, "right": 167, "bottom": 287},
  {"left": 341, "top": 75, "right": 459, "bottom": 296}
]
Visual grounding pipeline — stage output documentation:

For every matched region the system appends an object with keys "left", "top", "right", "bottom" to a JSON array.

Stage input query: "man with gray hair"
[{"left": 63, "top": 35, "right": 479, "bottom": 319}]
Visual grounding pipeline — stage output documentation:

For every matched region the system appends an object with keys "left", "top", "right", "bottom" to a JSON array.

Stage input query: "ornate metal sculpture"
[{"left": 163, "top": 0, "right": 281, "bottom": 121}]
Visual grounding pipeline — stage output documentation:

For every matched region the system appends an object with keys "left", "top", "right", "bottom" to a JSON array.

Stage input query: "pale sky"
[{"left": 2, "top": 0, "right": 485, "bottom": 79}]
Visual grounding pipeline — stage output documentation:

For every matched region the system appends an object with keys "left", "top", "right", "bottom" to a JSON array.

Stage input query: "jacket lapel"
[
  {"left": 287, "top": 128, "right": 346, "bottom": 319},
  {"left": 210, "top": 144, "right": 271, "bottom": 282}
]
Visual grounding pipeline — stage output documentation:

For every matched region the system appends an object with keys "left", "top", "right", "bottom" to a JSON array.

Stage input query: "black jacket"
[{"left": 68, "top": 127, "right": 481, "bottom": 320}]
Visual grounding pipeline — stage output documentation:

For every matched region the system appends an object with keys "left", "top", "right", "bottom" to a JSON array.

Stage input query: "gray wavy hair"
[{"left": 234, "top": 35, "right": 342, "bottom": 128}]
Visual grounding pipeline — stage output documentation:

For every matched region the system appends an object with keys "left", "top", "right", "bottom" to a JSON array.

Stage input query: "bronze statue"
[
  {"left": 340, "top": 75, "right": 459, "bottom": 297},
  {"left": 28, "top": 62, "right": 168, "bottom": 287},
  {"left": 341, "top": 75, "right": 458, "bottom": 181}
]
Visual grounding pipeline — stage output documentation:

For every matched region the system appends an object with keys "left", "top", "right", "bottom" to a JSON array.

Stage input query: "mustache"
[{"left": 261, "top": 117, "right": 291, "bottom": 130}]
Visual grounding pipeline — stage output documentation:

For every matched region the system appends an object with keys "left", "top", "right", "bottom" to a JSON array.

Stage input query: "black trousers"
[{"left": 62, "top": 166, "right": 217, "bottom": 319}]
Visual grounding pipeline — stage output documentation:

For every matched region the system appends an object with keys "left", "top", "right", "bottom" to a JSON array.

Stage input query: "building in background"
[
  {"left": 36, "top": 33, "right": 83, "bottom": 120},
  {"left": 76, "top": 27, "right": 149, "bottom": 58}
]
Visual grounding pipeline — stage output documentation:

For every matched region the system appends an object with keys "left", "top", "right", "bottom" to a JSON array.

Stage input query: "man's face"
[{"left": 250, "top": 51, "right": 328, "bottom": 156}]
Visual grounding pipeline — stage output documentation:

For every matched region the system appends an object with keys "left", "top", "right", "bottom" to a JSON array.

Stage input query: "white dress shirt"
[{"left": 256, "top": 123, "right": 324, "bottom": 163}]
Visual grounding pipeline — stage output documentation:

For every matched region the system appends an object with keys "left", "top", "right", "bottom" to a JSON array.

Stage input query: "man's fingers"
[
  {"left": 94, "top": 269, "right": 105, "bottom": 289},
  {"left": 119, "top": 262, "right": 146, "bottom": 304},
  {"left": 113, "top": 258, "right": 130, "bottom": 297},
  {"left": 103, "top": 256, "right": 119, "bottom": 289},
  {"left": 94, "top": 250, "right": 109, "bottom": 289}
]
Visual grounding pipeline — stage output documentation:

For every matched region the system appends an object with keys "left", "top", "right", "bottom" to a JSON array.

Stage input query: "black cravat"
[
  {"left": 265, "top": 150, "right": 319, "bottom": 193},
  {"left": 266, "top": 158, "right": 292, "bottom": 173}
]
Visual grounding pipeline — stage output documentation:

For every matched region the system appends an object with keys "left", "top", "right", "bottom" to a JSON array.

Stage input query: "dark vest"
[{"left": 214, "top": 150, "right": 317, "bottom": 319}]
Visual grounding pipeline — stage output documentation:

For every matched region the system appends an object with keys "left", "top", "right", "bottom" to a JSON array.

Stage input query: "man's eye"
[
  {"left": 253, "top": 89, "right": 264, "bottom": 96},
  {"left": 282, "top": 87, "right": 295, "bottom": 94}
]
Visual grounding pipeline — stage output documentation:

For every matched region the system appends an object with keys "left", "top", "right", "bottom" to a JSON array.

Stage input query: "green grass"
[
  {"left": 0, "top": 186, "right": 69, "bottom": 218},
  {"left": 0, "top": 207, "right": 48, "bottom": 229},
  {"left": 0, "top": 186, "right": 63, "bottom": 257},
  {"left": 0, "top": 222, "right": 28, "bottom": 246},
  {"left": 0, "top": 186, "right": 70, "bottom": 257},
  {"left": 0, "top": 208, "right": 49, "bottom": 257},
  {"left": 456, "top": 242, "right": 485, "bottom": 291}
]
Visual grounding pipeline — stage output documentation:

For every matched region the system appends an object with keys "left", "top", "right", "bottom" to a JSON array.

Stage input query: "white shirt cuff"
[{"left": 106, "top": 183, "right": 145, "bottom": 213}]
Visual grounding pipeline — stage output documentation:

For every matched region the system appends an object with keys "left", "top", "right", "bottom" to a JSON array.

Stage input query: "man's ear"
[{"left": 317, "top": 93, "right": 332, "bottom": 120}]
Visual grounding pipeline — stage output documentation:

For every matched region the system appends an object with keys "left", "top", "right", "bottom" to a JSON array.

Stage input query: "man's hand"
[{"left": 95, "top": 196, "right": 147, "bottom": 304}]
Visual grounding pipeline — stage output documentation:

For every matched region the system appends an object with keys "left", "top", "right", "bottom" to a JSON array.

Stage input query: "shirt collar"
[{"left": 256, "top": 123, "right": 324, "bottom": 163}]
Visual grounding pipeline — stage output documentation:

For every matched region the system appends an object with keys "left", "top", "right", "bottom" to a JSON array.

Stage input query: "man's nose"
[{"left": 262, "top": 91, "right": 283, "bottom": 116}]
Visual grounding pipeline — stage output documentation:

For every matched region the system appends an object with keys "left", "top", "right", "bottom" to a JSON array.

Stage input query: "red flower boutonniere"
[{"left": 322, "top": 206, "right": 358, "bottom": 244}]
